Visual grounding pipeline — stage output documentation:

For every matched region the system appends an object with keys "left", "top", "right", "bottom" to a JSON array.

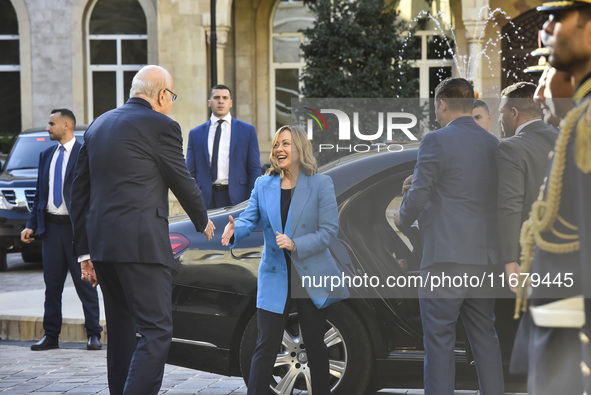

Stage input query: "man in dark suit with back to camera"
[
  {"left": 21, "top": 109, "right": 102, "bottom": 352},
  {"left": 186, "top": 84, "right": 261, "bottom": 209},
  {"left": 496, "top": 82, "right": 558, "bottom": 290},
  {"left": 395, "top": 77, "right": 504, "bottom": 395},
  {"left": 496, "top": 82, "right": 564, "bottom": 389},
  {"left": 71, "top": 65, "right": 215, "bottom": 395}
]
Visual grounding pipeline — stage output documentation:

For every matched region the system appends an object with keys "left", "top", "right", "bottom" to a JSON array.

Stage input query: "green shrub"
[{"left": 0, "top": 133, "right": 17, "bottom": 155}]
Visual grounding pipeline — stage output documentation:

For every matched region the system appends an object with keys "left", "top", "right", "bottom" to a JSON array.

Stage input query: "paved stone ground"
[
  {"left": 0, "top": 340, "right": 249, "bottom": 394},
  {"left": 0, "top": 253, "right": 44, "bottom": 292},
  {"left": 0, "top": 339, "right": 527, "bottom": 395},
  {"left": 0, "top": 340, "right": 481, "bottom": 395}
]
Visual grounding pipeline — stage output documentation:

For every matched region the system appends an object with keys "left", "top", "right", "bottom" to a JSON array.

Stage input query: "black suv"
[{"left": 0, "top": 127, "right": 85, "bottom": 271}]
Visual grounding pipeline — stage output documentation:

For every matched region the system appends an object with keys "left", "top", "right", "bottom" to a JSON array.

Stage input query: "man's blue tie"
[
  {"left": 210, "top": 120, "right": 224, "bottom": 182},
  {"left": 53, "top": 145, "right": 65, "bottom": 208}
]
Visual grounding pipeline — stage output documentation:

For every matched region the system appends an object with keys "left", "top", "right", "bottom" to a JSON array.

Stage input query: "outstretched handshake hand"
[
  {"left": 221, "top": 216, "right": 235, "bottom": 246},
  {"left": 203, "top": 219, "right": 215, "bottom": 241}
]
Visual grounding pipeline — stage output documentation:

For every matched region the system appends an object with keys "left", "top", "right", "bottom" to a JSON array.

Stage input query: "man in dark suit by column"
[
  {"left": 71, "top": 65, "right": 214, "bottom": 395},
  {"left": 21, "top": 109, "right": 102, "bottom": 351},
  {"left": 496, "top": 82, "right": 558, "bottom": 290},
  {"left": 186, "top": 84, "right": 261, "bottom": 209},
  {"left": 395, "top": 78, "right": 504, "bottom": 395}
]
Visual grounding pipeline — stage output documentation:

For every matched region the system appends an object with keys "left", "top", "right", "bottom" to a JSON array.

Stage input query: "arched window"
[
  {"left": 397, "top": 0, "right": 455, "bottom": 98},
  {"left": 406, "top": 31, "right": 454, "bottom": 97},
  {"left": 88, "top": 0, "right": 147, "bottom": 118},
  {"left": 270, "top": 0, "right": 314, "bottom": 133},
  {"left": 0, "top": 0, "right": 21, "bottom": 133}
]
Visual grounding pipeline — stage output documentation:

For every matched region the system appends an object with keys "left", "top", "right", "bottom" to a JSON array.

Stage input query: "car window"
[
  {"left": 5, "top": 137, "right": 56, "bottom": 171},
  {"left": 338, "top": 169, "right": 420, "bottom": 279},
  {"left": 386, "top": 193, "right": 422, "bottom": 272},
  {"left": 337, "top": 168, "right": 423, "bottom": 335},
  {"left": 4, "top": 134, "right": 84, "bottom": 171}
]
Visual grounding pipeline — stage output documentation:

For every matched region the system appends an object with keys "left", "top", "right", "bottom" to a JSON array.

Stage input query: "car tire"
[
  {"left": 239, "top": 302, "right": 374, "bottom": 395},
  {"left": 0, "top": 251, "right": 6, "bottom": 272},
  {"left": 21, "top": 251, "right": 42, "bottom": 263}
]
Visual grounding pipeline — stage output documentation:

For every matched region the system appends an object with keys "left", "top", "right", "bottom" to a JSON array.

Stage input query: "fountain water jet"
[{"left": 403, "top": 7, "right": 532, "bottom": 96}]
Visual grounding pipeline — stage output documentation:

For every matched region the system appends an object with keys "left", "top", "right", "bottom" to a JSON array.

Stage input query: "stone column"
[
  {"left": 27, "top": 0, "right": 77, "bottom": 127},
  {"left": 157, "top": 0, "right": 210, "bottom": 139},
  {"left": 158, "top": 0, "right": 211, "bottom": 215},
  {"left": 203, "top": 17, "right": 231, "bottom": 85},
  {"left": 464, "top": 20, "right": 485, "bottom": 95},
  {"left": 462, "top": 0, "right": 492, "bottom": 96}
]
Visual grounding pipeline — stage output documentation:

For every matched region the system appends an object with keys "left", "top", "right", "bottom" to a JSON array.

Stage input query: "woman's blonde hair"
[{"left": 266, "top": 125, "right": 317, "bottom": 177}]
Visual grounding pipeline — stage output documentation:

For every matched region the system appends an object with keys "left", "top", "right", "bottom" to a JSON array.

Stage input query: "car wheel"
[
  {"left": 239, "top": 302, "right": 374, "bottom": 395},
  {"left": 0, "top": 251, "right": 6, "bottom": 272},
  {"left": 21, "top": 251, "right": 42, "bottom": 263}
]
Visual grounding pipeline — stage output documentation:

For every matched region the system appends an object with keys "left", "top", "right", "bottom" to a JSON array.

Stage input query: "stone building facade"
[
  {"left": 0, "top": 0, "right": 541, "bottom": 135},
  {"left": 1, "top": 0, "right": 548, "bottom": 163},
  {"left": 1, "top": 0, "right": 281, "bottom": 153}
]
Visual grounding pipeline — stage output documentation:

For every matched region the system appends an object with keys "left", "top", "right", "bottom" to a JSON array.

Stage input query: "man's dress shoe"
[
  {"left": 87, "top": 335, "right": 102, "bottom": 350},
  {"left": 31, "top": 335, "right": 59, "bottom": 351}
]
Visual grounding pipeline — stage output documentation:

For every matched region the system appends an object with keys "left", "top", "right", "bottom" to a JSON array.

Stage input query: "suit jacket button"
[
  {"left": 272, "top": 248, "right": 276, "bottom": 252},
  {"left": 267, "top": 224, "right": 271, "bottom": 228},
  {"left": 302, "top": 224, "right": 306, "bottom": 228},
  {"left": 272, "top": 266, "right": 276, "bottom": 271}
]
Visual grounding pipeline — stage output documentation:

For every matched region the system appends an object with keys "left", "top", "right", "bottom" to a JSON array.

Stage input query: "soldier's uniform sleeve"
[{"left": 574, "top": 110, "right": 591, "bottom": 394}]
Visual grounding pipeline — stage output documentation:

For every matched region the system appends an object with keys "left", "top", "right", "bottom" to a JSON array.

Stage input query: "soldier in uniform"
[{"left": 515, "top": 0, "right": 591, "bottom": 393}]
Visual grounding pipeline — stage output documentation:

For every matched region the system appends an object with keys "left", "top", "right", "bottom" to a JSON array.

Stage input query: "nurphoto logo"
[{"left": 293, "top": 99, "right": 426, "bottom": 155}]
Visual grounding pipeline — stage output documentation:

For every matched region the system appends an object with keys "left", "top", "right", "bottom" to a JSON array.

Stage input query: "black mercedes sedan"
[{"left": 166, "top": 144, "right": 521, "bottom": 394}]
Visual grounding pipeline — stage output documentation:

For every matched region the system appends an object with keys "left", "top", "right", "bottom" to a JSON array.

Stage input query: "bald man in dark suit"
[{"left": 71, "top": 65, "right": 214, "bottom": 395}]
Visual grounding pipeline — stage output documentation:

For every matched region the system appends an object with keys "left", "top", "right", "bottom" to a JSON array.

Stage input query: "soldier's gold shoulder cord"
[{"left": 514, "top": 95, "right": 590, "bottom": 318}]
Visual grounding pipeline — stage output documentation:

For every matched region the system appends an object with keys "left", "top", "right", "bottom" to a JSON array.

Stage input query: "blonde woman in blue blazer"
[{"left": 222, "top": 125, "right": 348, "bottom": 395}]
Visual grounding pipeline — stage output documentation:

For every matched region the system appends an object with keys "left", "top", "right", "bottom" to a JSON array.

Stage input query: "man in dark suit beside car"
[
  {"left": 186, "top": 84, "right": 261, "bottom": 209},
  {"left": 71, "top": 65, "right": 214, "bottom": 395},
  {"left": 496, "top": 81, "right": 565, "bottom": 389},
  {"left": 21, "top": 109, "right": 102, "bottom": 352},
  {"left": 395, "top": 77, "right": 504, "bottom": 395},
  {"left": 496, "top": 82, "right": 558, "bottom": 291}
]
